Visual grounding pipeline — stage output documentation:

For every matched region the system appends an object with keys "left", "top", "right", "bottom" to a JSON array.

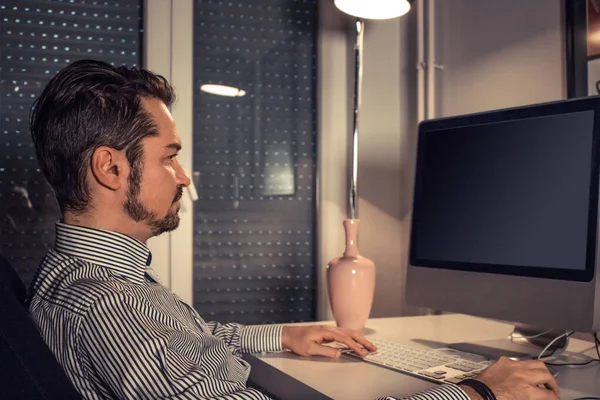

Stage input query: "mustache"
[{"left": 173, "top": 186, "right": 184, "bottom": 204}]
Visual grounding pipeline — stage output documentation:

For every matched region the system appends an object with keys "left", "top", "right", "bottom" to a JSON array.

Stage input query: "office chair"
[{"left": 0, "top": 253, "right": 81, "bottom": 399}]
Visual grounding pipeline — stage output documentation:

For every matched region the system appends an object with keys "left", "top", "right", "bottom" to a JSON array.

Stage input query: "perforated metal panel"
[
  {"left": 193, "top": 0, "right": 318, "bottom": 324},
  {"left": 0, "top": 0, "right": 143, "bottom": 287}
]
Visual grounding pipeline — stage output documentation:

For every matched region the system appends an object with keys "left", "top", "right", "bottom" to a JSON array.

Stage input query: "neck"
[{"left": 63, "top": 211, "right": 151, "bottom": 243}]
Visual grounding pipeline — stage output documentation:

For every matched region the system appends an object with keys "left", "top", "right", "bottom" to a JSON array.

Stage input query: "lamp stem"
[{"left": 350, "top": 19, "right": 364, "bottom": 220}]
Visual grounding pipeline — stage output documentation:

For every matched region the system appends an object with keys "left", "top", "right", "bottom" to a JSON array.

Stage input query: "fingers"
[
  {"left": 500, "top": 359, "right": 560, "bottom": 396},
  {"left": 319, "top": 327, "right": 369, "bottom": 357},
  {"left": 284, "top": 325, "right": 376, "bottom": 359},
  {"left": 543, "top": 380, "right": 560, "bottom": 397},
  {"left": 501, "top": 359, "right": 559, "bottom": 395},
  {"left": 323, "top": 327, "right": 377, "bottom": 352},
  {"left": 523, "top": 363, "right": 559, "bottom": 395},
  {"left": 519, "top": 359, "right": 552, "bottom": 370},
  {"left": 307, "top": 342, "right": 342, "bottom": 358},
  {"left": 345, "top": 330, "right": 377, "bottom": 352},
  {"left": 529, "top": 387, "right": 560, "bottom": 400},
  {"left": 531, "top": 371, "right": 559, "bottom": 396}
]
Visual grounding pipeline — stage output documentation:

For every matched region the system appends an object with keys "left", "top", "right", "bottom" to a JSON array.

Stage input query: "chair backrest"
[
  {"left": 0, "top": 254, "right": 26, "bottom": 305},
  {"left": 0, "top": 254, "right": 82, "bottom": 399}
]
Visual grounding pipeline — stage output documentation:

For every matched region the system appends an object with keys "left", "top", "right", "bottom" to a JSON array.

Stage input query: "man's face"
[{"left": 123, "top": 98, "right": 191, "bottom": 237}]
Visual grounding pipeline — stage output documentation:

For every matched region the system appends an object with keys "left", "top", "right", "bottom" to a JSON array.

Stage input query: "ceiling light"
[
  {"left": 334, "top": 0, "right": 411, "bottom": 20},
  {"left": 200, "top": 84, "right": 246, "bottom": 97}
]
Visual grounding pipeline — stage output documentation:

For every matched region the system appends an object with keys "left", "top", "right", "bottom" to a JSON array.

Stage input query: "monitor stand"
[{"left": 448, "top": 324, "right": 570, "bottom": 360}]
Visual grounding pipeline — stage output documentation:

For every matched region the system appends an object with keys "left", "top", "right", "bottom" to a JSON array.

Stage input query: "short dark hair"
[{"left": 30, "top": 59, "right": 175, "bottom": 214}]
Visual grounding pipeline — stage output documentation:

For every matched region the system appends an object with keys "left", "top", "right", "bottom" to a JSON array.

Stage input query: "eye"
[{"left": 167, "top": 154, "right": 178, "bottom": 161}]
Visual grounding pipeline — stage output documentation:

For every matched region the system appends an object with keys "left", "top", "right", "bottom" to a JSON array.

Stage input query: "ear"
[{"left": 89, "top": 147, "right": 128, "bottom": 191}]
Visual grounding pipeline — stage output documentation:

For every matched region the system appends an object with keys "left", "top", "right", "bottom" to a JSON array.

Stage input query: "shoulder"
[{"left": 31, "top": 250, "right": 133, "bottom": 317}]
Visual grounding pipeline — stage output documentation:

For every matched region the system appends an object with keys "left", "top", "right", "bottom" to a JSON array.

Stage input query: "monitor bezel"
[{"left": 409, "top": 97, "right": 600, "bottom": 282}]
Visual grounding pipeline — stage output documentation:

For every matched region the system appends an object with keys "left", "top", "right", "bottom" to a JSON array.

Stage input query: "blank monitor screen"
[{"left": 410, "top": 107, "right": 598, "bottom": 282}]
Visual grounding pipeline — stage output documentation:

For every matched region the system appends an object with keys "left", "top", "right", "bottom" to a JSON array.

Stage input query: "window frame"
[{"left": 144, "top": 0, "right": 194, "bottom": 303}]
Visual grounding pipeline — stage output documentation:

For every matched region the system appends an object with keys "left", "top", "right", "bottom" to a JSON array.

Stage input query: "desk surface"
[{"left": 245, "top": 315, "right": 600, "bottom": 400}]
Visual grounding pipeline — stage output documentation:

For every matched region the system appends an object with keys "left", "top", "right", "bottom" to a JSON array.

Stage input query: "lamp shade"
[{"left": 334, "top": 0, "right": 411, "bottom": 19}]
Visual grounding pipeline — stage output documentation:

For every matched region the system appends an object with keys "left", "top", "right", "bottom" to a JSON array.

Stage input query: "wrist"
[
  {"left": 458, "top": 379, "right": 496, "bottom": 400},
  {"left": 281, "top": 326, "right": 290, "bottom": 349},
  {"left": 459, "top": 385, "right": 484, "bottom": 400}
]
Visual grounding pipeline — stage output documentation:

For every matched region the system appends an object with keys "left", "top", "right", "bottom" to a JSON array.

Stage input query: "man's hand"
[
  {"left": 460, "top": 357, "right": 559, "bottom": 400},
  {"left": 281, "top": 325, "right": 377, "bottom": 358}
]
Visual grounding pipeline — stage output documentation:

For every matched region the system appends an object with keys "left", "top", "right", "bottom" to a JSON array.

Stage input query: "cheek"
[
  {"left": 138, "top": 166, "right": 177, "bottom": 207},
  {"left": 141, "top": 185, "right": 170, "bottom": 207}
]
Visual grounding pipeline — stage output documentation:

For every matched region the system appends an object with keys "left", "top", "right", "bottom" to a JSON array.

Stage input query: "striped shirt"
[{"left": 29, "top": 222, "right": 469, "bottom": 400}]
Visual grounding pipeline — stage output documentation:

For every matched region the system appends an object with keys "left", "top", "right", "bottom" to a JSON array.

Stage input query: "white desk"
[{"left": 244, "top": 315, "right": 600, "bottom": 400}]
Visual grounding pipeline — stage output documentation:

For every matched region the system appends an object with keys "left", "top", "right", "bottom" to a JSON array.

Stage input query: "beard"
[{"left": 123, "top": 164, "right": 184, "bottom": 236}]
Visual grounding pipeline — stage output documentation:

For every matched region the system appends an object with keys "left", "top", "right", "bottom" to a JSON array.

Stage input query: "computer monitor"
[{"left": 406, "top": 96, "right": 600, "bottom": 358}]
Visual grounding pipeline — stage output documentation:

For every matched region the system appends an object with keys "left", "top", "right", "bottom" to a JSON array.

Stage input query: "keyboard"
[{"left": 343, "top": 337, "right": 492, "bottom": 384}]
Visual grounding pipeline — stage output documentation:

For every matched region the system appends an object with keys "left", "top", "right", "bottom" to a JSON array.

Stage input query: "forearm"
[
  {"left": 207, "top": 321, "right": 283, "bottom": 354},
  {"left": 174, "top": 387, "right": 271, "bottom": 400}
]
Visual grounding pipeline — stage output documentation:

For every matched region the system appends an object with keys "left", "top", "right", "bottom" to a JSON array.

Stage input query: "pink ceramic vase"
[{"left": 327, "top": 219, "right": 375, "bottom": 330}]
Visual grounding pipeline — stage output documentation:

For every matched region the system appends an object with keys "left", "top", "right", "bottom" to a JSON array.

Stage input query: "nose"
[
  {"left": 180, "top": 170, "right": 191, "bottom": 188},
  {"left": 176, "top": 162, "right": 191, "bottom": 187}
]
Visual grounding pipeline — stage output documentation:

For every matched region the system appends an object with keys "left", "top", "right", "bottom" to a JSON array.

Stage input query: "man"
[{"left": 28, "top": 60, "right": 559, "bottom": 400}]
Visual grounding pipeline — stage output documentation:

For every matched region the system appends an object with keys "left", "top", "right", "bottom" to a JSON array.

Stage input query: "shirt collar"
[{"left": 54, "top": 221, "right": 152, "bottom": 285}]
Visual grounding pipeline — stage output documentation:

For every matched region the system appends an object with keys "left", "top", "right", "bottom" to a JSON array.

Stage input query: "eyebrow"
[{"left": 165, "top": 143, "right": 182, "bottom": 151}]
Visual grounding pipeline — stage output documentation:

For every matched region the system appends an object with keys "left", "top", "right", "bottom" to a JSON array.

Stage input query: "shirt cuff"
[
  {"left": 239, "top": 324, "right": 283, "bottom": 353},
  {"left": 410, "top": 385, "right": 471, "bottom": 400},
  {"left": 378, "top": 384, "right": 471, "bottom": 400},
  {"left": 438, "top": 384, "right": 471, "bottom": 400}
]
